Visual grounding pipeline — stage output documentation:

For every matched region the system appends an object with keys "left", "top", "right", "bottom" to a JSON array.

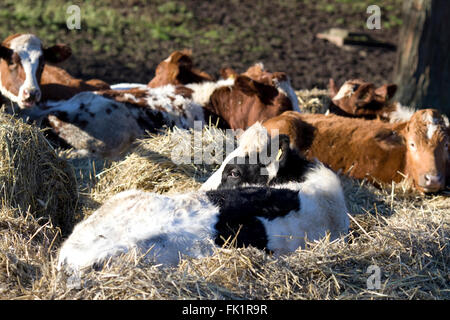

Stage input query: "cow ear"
[
  {"left": 375, "top": 84, "right": 397, "bottom": 101},
  {"left": 43, "top": 44, "right": 72, "bottom": 63},
  {"left": 172, "top": 51, "right": 193, "bottom": 70},
  {"left": 374, "top": 128, "right": 405, "bottom": 150},
  {"left": 234, "top": 75, "right": 259, "bottom": 95},
  {"left": 353, "top": 83, "right": 374, "bottom": 108},
  {"left": 329, "top": 78, "right": 338, "bottom": 98},
  {"left": 220, "top": 67, "right": 238, "bottom": 80},
  {"left": 0, "top": 45, "right": 13, "bottom": 60}
]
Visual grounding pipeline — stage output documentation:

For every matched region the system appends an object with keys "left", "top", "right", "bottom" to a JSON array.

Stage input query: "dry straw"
[{"left": 0, "top": 113, "right": 79, "bottom": 235}]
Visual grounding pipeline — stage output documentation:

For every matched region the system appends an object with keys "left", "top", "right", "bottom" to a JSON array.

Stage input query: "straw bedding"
[{"left": 0, "top": 94, "right": 448, "bottom": 299}]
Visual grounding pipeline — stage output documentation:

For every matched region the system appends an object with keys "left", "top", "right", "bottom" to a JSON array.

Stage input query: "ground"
[{"left": 0, "top": 0, "right": 402, "bottom": 89}]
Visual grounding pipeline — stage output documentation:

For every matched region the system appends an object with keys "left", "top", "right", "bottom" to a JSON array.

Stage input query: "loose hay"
[
  {"left": 0, "top": 113, "right": 79, "bottom": 235},
  {"left": 91, "top": 125, "right": 233, "bottom": 203},
  {"left": 295, "top": 88, "right": 330, "bottom": 114}
]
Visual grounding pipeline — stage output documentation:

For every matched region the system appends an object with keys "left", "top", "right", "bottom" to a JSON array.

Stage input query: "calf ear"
[
  {"left": 43, "top": 44, "right": 72, "bottom": 63},
  {"left": 0, "top": 45, "right": 13, "bottom": 60},
  {"left": 374, "top": 129, "right": 405, "bottom": 150},
  {"left": 220, "top": 67, "right": 238, "bottom": 80},
  {"left": 328, "top": 78, "right": 338, "bottom": 98}
]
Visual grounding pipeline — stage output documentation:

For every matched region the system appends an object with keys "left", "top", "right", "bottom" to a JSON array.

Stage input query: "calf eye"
[
  {"left": 409, "top": 141, "right": 416, "bottom": 150},
  {"left": 229, "top": 169, "right": 240, "bottom": 178}
]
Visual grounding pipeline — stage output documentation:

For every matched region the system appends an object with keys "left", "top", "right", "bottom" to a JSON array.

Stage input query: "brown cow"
[
  {"left": 204, "top": 74, "right": 295, "bottom": 130},
  {"left": 295, "top": 109, "right": 449, "bottom": 193},
  {"left": 328, "top": 78, "right": 397, "bottom": 120},
  {"left": 220, "top": 63, "right": 300, "bottom": 113},
  {"left": 0, "top": 33, "right": 109, "bottom": 109},
  {"left": 148, "top": 50, "right": 213, "bottom": 88}
]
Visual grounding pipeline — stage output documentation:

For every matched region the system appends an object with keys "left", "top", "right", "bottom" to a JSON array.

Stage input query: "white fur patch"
[
  {"left": 273, "top": 77, "right": 301, "bottom": 112},
  {"left": 332, "top": 82, "right": 354, "bottom": 101},
  {"left": 58, "top": 190, "right": 220, "bottom": 272},
  {"left": 186, "top": 78, "right": 235, "bottom": 105},
  {"left": 260, "top": 163, "right": 348, "bottom": 251},
  {"left": 110, "top": 83, "right": 147, "bottom": 90},
  {"left": 389, "top": 103, "right": 416, "bottom": 123},
  {"left": 423, "top": 112, "right": 439, "bottom": 140}
]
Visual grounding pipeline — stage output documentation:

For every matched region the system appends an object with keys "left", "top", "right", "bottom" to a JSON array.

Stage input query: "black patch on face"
[
  {"left": 219, "top": 135, "right": 314, "bottom": 189},
  {"left": 206, "top": 187, "right": 300, "bottom": 251}
]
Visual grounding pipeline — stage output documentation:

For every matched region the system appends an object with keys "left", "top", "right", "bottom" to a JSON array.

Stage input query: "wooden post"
[{"left": 393, "top": 0, "right": 450, "bottom": 116}]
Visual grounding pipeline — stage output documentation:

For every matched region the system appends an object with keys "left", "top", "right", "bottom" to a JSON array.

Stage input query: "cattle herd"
[{"left": 0, "top": 34, "right": 448, "bottom": 274}]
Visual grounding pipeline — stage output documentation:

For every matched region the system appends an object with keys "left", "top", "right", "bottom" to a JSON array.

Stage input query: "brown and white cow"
[
  {"left": 0, "top": 33, "right": 109, "bottom": 109},
  {"left": 0, "top": 34, "right": 72, "bottom": 108},
  {"left": 291, "top": 109, "right": 449, "bottom": 193},
  {"left": 147, "top": 50, "right": 214, "bottom": 88},
  {"left": 328, "top": 78, "right": 398, "bottom": 120}
]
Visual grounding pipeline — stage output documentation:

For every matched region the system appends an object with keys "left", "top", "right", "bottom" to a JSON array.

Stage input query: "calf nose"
[
  {"left": 420, "top": 173, "right": 443, "bottom": 191},
  {"left": 23, "top": 88, "right": 41, "bottom": 102}
]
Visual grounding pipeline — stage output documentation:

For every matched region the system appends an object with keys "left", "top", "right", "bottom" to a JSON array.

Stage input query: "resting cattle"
[
  {"left": 295, "top": 109, "right": 449, "bottom": 193},
  {"left": 0, "top": 33, "right": 109, "bottom": 110},
  {"left": 58, "top": 123, "right": 349, "bottom": 272},
  {"left": 328, "top": 78, "right": 398, "bottom": 120},
  {"left": 32, "top": 72, "right": 300, "bottom": 158},
  {"left": 147, "top": 50, "right": 213, "bottom": 88}
]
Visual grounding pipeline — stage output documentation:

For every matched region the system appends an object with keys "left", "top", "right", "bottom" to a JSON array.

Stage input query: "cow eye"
[
  {"left": 409, "top": 141, "right": 416, "bottom": 150},
  {"left": 229, "top": 169, "right": 240, "bottom": 178}
]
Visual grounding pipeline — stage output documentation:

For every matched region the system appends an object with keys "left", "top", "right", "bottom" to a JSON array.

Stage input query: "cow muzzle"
[
  {"left": 19, "top": 88, "right": 41, "bottom": 108},
  {"left": 418, "top": 173, "right": 444, "bottom": 193}
]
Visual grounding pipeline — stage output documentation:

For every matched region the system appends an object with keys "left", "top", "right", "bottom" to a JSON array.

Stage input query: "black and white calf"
[{"left": 57, "top": 123, "right": 349, "bottom": 273}]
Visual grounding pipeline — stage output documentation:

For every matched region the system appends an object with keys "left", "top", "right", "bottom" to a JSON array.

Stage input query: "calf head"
[
  {"left": 201, "top": 122, "right": 310, "bottom": 191},
  {"left": 401, "top": 109, "right": 449, "bottom": 193},
  {"left": 329, "top": 79, "right": 397, "bottom": 119},
  {"left": 0, "top": 34, "right": 71, "bottom": 108},
  {"left": 148, "top": 50, "right": 213, "bottom": 88}
]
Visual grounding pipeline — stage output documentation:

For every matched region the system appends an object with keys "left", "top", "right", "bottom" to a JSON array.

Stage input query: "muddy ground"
[{"left": 0, "top": 0, "right": 403, "bottom": 90}]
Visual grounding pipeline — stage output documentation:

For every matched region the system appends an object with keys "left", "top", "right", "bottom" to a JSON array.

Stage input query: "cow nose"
[
  {"left": 420, "top": 173, "right": 443, "bottom": 191},
  {"left": 23, "top": 89, "right": 41, "bottom": 102}
]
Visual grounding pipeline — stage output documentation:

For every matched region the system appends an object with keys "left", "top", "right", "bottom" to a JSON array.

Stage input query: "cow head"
[
  {"left": 0, "top": 34, "right": 71, "bottom": 109},
  {"left": 401, "top": 109, "right": 449, "bottom": 193},
  {"left": 329, "top": 79, "right": 397, "bottom": 119},
  {"left": 148, "top": 50, "right": 213, "bottom": 88}
]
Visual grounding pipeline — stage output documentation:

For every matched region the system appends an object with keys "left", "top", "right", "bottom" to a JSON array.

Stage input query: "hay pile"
[{"left": 0, "top": 113, "right": 79, "bottom": 235}]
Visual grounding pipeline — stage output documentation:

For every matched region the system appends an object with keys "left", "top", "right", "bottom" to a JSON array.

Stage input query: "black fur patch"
[{"left": 206, "top": 187, "right": 300, "bottom": 251}]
